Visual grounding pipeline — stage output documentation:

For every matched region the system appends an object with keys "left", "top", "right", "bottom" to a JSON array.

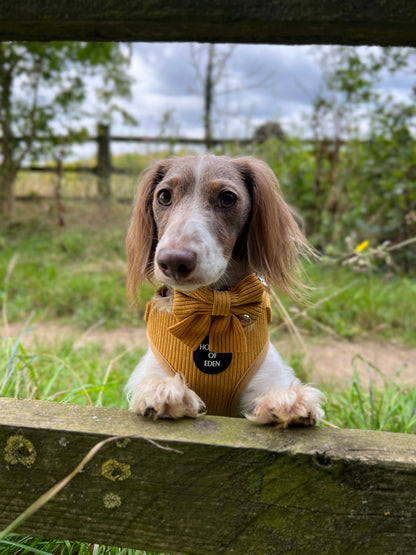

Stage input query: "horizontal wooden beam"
[
  {"left": 4, "top": 135, "right": 251, "bottom": 145},
  {"left": 0, "top": 1, "right": 415, "bottom": 46},
  {"left": 1, "top": 398, "right": 415, "bottom": 553}
]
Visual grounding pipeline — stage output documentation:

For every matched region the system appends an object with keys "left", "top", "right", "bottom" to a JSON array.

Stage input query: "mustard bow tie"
[{"left": 168, "top": 274, "right": 266, "bottom": 353}]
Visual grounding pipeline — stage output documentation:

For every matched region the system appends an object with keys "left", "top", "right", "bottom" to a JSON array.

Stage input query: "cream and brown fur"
[{"left": 126, "top": 155, "right": 324, "bottom": 427}]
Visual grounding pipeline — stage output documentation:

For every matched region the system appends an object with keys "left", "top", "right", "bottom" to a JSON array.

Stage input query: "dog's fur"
[{"left": 126, "top": 155, "right": 324, "bottom": 427}]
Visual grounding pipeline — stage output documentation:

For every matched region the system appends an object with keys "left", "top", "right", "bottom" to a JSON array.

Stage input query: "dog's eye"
[
  {"left": 218, "top": 191, "right": 237, "bottom": 209},
  {"left": 157, "top": 189, "right": 172, "bottom": 206}
]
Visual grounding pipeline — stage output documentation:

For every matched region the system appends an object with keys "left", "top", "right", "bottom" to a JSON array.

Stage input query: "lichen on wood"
[
  {"left": 0, "top": 398, "right": 415, "bottom": 554},
  {"left": 101, "top": 459, "right": 131, "bottom": 481},
  {"left": 103, "top": 492, "right": 122, "bottom": 509},
  {"left": 4, "top": 434, "right": 37, "bottom": 468}
]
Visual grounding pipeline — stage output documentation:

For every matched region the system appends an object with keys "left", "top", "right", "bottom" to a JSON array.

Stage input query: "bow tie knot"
[
  {"left": 168, "top": 274, "right": 266, "bottom": 353},
  {"left": 212, "top": 290, "right": 231, "bottom": 317}
]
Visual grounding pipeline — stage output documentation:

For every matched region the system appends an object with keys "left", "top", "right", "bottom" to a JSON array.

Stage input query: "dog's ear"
[
  {"left": 126, "top": 159, "right": 173, "bottom": 301},
  {"left": 233, "top": 157, "right": 314, "bottom": 298}
]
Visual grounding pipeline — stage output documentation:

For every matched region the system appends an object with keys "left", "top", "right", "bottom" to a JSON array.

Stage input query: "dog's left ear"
[{"left": 233, "top": 157, "right": 313, "bottom": 298}]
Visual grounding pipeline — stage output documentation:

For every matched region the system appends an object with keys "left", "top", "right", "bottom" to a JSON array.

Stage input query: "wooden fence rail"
[
  {"left": 1, "top": 398, "right": 415, "bottom": 554},
  {"left": 15, "top": 125, "right": 253, "bottom": 180},
  {"left": 0, "top": 1, "right": 415, "bottom": 46},
  {"left": 13, "top": 125, "right": 256, "bottom": 198}
]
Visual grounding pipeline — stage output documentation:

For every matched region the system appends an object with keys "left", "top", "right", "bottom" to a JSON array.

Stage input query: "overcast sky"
[
  {"left": 81, "top": 43, "right": 415, "bottom": 157},
  {"left": 112, "top": 43, "right": 322, "bottom": 140}
]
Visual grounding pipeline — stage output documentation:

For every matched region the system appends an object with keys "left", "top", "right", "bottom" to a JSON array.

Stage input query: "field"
[{"left": 1, "top": 197, "right": 416, "bottom": 554}]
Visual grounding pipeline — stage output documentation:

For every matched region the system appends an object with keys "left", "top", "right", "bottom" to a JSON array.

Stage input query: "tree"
[
  {"left": 253, "top": 121, "right": 285, "bottom": 143},
  {"left": 190, "top": 44, "right": 275, "bottom": 149},
  {"left": 158, "top": 109, "right": 181, "bottom": 155},
  {"left": 190, "top": 44, "right": 236, "bottom": 148},
  {"left": 307, "top": 46, "right": 416, "bottom": 248},
  {"left": 0, "top": 42, "right": 133, "bottom": 222}
]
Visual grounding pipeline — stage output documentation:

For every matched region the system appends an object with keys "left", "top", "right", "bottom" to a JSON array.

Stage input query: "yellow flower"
[{"left": 355, "top": 240, "right": 370, "bottom": 253}]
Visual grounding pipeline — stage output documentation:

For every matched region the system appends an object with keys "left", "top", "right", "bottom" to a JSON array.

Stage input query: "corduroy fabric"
[
  {"left": 145, "top": 274, "right": 272, "bottom": 416},
  {"left": 169, "top": 273, "right": 266, "bottom": 353}
]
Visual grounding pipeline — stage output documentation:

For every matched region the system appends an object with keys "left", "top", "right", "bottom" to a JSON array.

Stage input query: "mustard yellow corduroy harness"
[{"left": 145, "top": 274, "right": 271, "bottom": 416}]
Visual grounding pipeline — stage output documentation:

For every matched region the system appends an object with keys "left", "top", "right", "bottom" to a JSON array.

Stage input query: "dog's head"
[{"left": 127, "top": 155, "right": 311, "bottom": 298}]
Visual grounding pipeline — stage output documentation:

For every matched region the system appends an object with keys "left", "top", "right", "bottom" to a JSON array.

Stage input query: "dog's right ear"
[
  {"left": 126, "top": 159, "right": 173, "bottom": 301},
  {"left": 233, "top": 156, "right": 314, "bottom": 300}
]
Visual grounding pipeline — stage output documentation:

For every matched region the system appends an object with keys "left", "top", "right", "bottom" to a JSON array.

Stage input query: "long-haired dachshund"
[{"left": 126, "top": 155, "right": 324, "bottom": 427}]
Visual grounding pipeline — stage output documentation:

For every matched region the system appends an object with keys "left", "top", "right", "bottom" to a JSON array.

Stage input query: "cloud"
[
  {"left": 120, "top": 43, "right": 324, "bottom": 139},
  {"left": 68, "top": 44, "right": 414, "bottom": 161},
  {"left": 107, "top": 43, "right": 415, "bottom": 144}
]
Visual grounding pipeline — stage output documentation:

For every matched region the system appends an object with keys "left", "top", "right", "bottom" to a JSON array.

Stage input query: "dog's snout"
[{"left": 156, "top": 248, "right": 197, "bottom": 280}]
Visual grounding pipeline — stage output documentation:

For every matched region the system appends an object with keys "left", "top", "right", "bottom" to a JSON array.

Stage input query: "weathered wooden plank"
[
  {"left": 0, "top": 398, "right": 415, "bottom": 554},
  {"left": 0, "top": 1, "right": 415, "bottom": 46}
]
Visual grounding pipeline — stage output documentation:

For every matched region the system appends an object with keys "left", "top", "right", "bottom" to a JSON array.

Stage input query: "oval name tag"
[{"left": 193, "top": 336, "right": 232, "bottom": 375}]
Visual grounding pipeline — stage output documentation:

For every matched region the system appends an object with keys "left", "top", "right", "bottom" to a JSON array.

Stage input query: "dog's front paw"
[
  {"left": 246, "top": 383, "right": 325, "bottom": 428},
  {"left": 129, "top": 373, "right": 205, "bottom": 420}
]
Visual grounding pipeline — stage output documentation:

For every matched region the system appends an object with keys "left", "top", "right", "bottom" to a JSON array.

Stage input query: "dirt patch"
[
  {"left": 275, "top": 337, "right": 416, "bottom": 387},
  {"left": 4, "top": 322, "right": 416, "bottom": 387},
  {"left": 4, "top": 322, "right": 147, "bottom": 352}
]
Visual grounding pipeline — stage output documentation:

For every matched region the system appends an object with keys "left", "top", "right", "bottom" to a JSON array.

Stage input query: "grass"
[
  {"left": 304, "top": 263, "right": 416, "bottom": 345},
  {"left": 0, "top": 332, "right": 145, "bottom": 408},
  {"left": 0, "top": 201, "right": 142, "bottom": 329},
  {"left": 326, "top": 365, "right": 416, "bottom": 433},
  {"left": 1, "top": 198, "right": 415, "bottom": 553},
  {"left": 0, "top": 535, "right": 167, "bottom": 555}
]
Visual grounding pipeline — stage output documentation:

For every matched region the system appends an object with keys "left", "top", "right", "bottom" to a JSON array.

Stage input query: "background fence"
[{"left": 14, "top": 123, "right": 254, "bottom": 198}]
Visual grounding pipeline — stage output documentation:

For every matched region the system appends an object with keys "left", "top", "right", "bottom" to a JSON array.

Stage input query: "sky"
[
  {"left": 113, "top": 43, "right": 322, "bottom": 140},
  {"left": 78, "top": 42, "right": 415, "bottom": 158}
]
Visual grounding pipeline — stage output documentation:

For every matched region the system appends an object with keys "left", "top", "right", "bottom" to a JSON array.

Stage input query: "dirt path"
[
  {"left": 279, "top": 337, "right": 416, "bottom": 386},
  {"left": 4, "top": 322, "right": 416, "bottom": 387}
]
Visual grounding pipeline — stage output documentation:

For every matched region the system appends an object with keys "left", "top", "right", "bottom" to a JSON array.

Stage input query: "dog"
[{"left": 125, "top": 155, "right": 324, "bottom": 427}]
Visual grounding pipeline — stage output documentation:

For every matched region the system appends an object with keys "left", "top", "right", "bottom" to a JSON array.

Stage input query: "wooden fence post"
[{"left": 96, "top": 123, "right": 112, "bottom": 199}]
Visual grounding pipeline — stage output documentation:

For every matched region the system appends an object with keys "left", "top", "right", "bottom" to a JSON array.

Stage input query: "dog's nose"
[{"left": 156, "top": 248, "right": 197, "bottom": 280}]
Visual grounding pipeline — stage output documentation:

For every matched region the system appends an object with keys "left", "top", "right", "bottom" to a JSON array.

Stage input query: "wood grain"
[
  {"left": 0, "top": 1, "right": 415, "bottom": 45},
  {"left": 1, "top": 398, "right": 415, "bottom": 553}
]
